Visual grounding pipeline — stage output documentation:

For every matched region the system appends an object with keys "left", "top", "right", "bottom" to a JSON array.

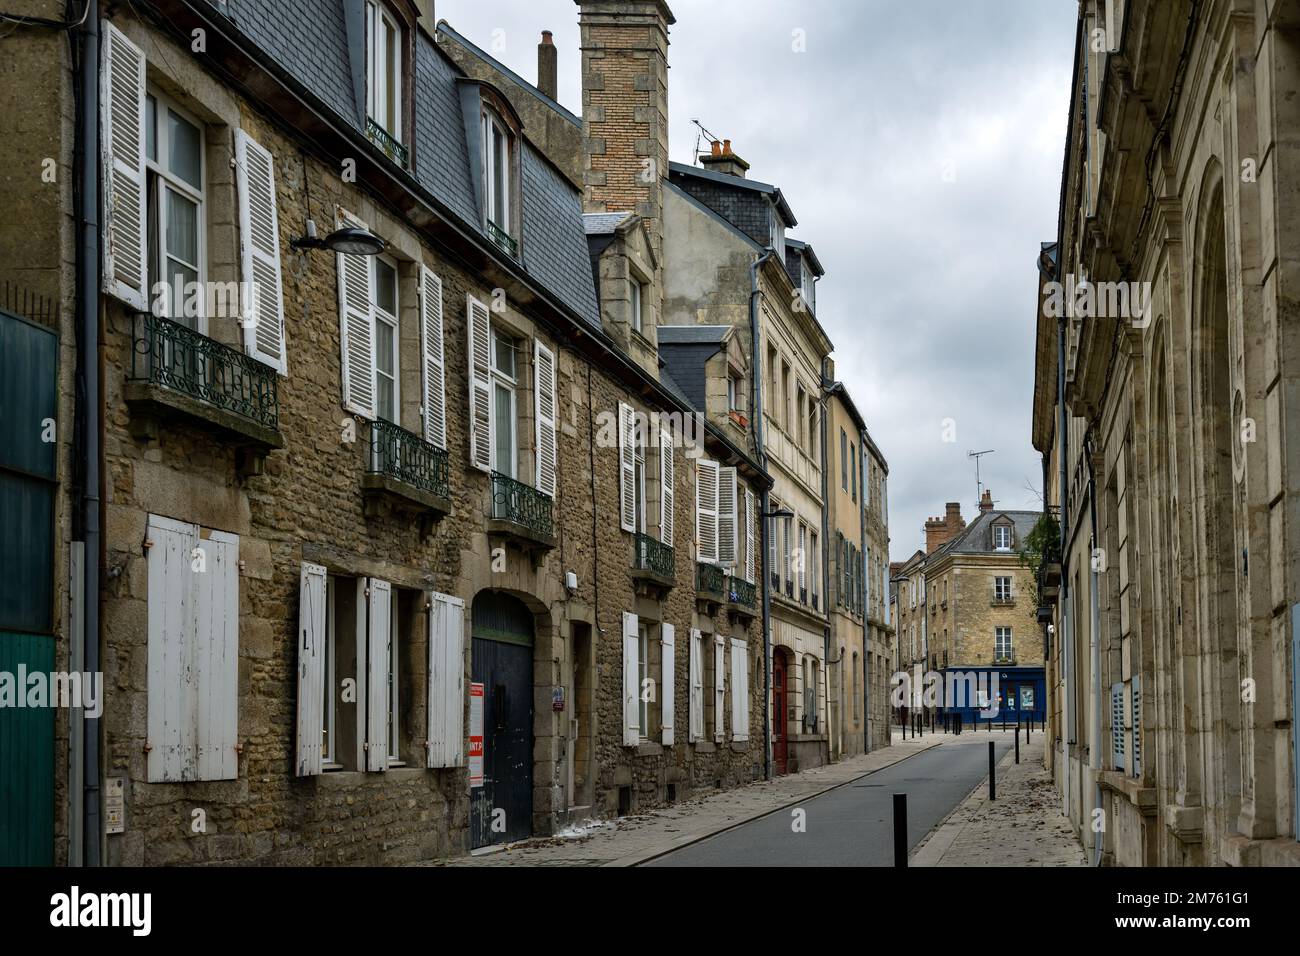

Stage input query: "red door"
[{"left": 772, "top": 649, "right": 788, "bottom": 775}]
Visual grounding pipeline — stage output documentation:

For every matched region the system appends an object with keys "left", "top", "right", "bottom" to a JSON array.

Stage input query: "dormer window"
[
  {"left": 771, "top": 211, "right": 784, "bottom": 254},
  {"left": 993, "top": 523, "right": 1013, "bottom": 550},
  {"left": 365, "top": 1, "right": 408, "bottom": 165},
  {"left": 630, "top": 278, "right": 644, "bottom": 333},
  {"left": 800, "top": 258, "right": 816, "bottom": 313},
  {"left": 482, "top": 108, "right": 517, "bottom": 255}
]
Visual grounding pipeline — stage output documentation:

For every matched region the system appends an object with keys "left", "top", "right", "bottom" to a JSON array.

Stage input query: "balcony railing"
[
  {"left": 368, "top": 418, "right": 449, "bottom": 500},
  {"left": 633, "top": 532, "right": 675, "bottom": 578},
  {"left": 728, "top": 575, "right": 757, "bottom": 610},
  {"left": 129, "top": 313, "right": 278, "bottom": 430},
  {"left": 486, "top": 219, "right": 518, "bottom": 257},
  {"left": 696, "top": 561, "right": 727, "bottom": 597},
  {"left": 366, "top": 117, "right": 409, "bottom": 167},
  {"left": 490, "top": 471, "right": 553, "bottom": 538}
]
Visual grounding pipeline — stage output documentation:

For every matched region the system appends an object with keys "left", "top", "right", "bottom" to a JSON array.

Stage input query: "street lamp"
[{"left": 290, "top": 219, "right": 387, "bottom": 256}]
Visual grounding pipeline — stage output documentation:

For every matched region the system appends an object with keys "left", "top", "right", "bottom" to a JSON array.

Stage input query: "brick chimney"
[
  {"left": 979, "top": 489, "right": 994, "bottom": 513},
  {"left": 575, "top": 0, "right": 675, "bottom": 262},
  {"left": 699, "top": 138, "right": 750, "bottom": 179},
  {"left": 924, "top": 502, "right": 966, "bottom": 553},
  {"left": 537, "top": 31, "right": 558, "bottom": 101}
]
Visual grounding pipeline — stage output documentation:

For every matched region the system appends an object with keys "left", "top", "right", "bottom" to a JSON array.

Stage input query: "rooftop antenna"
[
  {"left": 967, "top": 449, "right": 995, "bottom": 508},
  {"left": 691, "top": 118, "right": 720, "bottom": 166}
]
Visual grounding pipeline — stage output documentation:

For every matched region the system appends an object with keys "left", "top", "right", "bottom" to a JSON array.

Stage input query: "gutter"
[
  {"left": 750, "top": 247, "right": 775, "bottom": 780},
  {"left": 1085, "top": 430, "right": 1103, "bottom": 866}
]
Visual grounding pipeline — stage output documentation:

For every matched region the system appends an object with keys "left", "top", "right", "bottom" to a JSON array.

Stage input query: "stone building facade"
[
  {"left": 863, "top": 434, "right": 893, "bottom": 750},
  {"left": 1031, "top": 0, "right": 1300, "bottom": 866}
]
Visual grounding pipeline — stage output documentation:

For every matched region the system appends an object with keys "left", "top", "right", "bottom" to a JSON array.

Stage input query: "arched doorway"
[
  {"left": 772, "top": 647, "right": 789, "bottom": 775},
  {"left": 470, "top": 591, "right": 535, "bottom": 848}
]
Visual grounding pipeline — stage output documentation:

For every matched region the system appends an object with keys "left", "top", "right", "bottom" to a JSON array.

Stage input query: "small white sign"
[
  {"left": 104, "top": 776, "right": 125, "bottom": 834},
  {"left": 468, "top": 683, "right": 484, "bottom": 788}
]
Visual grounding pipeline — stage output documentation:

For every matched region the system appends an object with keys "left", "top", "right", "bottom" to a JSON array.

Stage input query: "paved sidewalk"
[
  {"left": 910, "top": 731, "right": 1086, "bottom": 866},
  {"left": 424, "top": 733, "right": 941, "bottom": 866}
]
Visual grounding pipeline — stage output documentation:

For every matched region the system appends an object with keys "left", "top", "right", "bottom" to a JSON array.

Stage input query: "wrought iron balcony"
[
  {"left": 362, "top": 418, "right": 451, "bottom": 526},
  {"left": 486, "top": 219, "right": 518, "bottom": 257},
  {"left": 696, "top": 561, "right": 727, "bottom": 600},
  {"left": 489, "top": 471, "right": 554, "bottom": 545},
  {"left": 727, "top": 575, "right": 757, "bottom": 610},
  {"left": 366, "top": 117, "right": 409, "bottom": 167},
  {"left": 633, "top": 532, "right": 675, "bottom": 579},
  {"left": 125, "top": 313, "right": 281, "bottom": 471}
]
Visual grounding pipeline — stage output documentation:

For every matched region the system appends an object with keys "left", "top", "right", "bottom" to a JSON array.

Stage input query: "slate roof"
[
  {"left": 657, "top": 325, "right": 731, "bottom": 345},
  {"left": 583, "top": 212, "right": 634, "bottom": 236},
  {"left": 219, "top": 1, "right": 598, "bottom": 327},
  {"left": 935, "top": 510, "right": 1042, "bottom": 556},
  {"left": 668, "top": 161, "right": 798, "bottom": 228}
]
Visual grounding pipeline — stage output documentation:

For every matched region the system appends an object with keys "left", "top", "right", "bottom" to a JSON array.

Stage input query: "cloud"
[{"left": 436, "top": 0, "right": 1076, "bottom": 554}]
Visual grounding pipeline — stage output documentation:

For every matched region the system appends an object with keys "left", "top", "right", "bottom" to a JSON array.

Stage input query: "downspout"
[
  {"left": 818, "top": 359, "right": 831, "bottom": 761},
  {"left": 76, "top": 0, "right": 103, "bottom": 866},
  {"left": 859, "top": 429, "right": 870, "bottom": 752},
  {"left": 1085, "top": 430, "right": 1103, "bottom": 866},
  {"left": 750, "top": 247, "right": 775, "bottom": 779}
]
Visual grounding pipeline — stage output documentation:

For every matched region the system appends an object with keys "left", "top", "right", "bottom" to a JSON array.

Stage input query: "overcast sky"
[{"left": 437, "top": 0, "right": 1077, "bottom": 558}]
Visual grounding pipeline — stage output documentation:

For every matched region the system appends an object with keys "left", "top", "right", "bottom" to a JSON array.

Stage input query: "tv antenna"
[
  {"left": 967, "top": 449, "right": 995, "bottom": 507},
  {"left": 691, "top": 119, "right": 720, "bottom": 165}
]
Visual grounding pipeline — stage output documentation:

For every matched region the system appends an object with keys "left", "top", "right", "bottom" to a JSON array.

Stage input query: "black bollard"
[
  {"left": 1015, "top": 725, "right": 1020, "bottom": 764},
  {"left": 893, "top": 793, "right": 908, "bottom": 867},
  {"left": 988, "top": 741, "right": 996, "bottom": 800}
]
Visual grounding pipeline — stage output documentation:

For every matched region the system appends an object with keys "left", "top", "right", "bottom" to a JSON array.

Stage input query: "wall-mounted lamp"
[
  {"left": 290, "top": 219, "right": 387, "bottom": 256},
  {"left": 763, "top": 507, "right": 794, "bottom": 522}
]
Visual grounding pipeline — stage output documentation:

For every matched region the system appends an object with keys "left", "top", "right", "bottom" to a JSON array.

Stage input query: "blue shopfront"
[{"left": 941, "top": 666, "right": 1046, "bottom": 727}]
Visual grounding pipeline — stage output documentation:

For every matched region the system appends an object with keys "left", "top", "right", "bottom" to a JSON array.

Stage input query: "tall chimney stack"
[
  {"left": 979, "top": 489, "right": 994, "bottom": 513},
  {"left": 537, "top": 31, "right": 558, "bottom": 101},
  {"left": 699, "top": 137, "right": 750, "bottom": 179}
]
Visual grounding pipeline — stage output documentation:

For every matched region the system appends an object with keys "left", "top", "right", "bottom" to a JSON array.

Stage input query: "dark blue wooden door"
[{"left": 470, "top": 637, "right": 533, "bottom": 847}]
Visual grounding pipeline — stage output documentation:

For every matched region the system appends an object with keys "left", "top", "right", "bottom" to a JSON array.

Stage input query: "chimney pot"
[
  {"left": 722, "top": 138, "right": 732, "bottom": 154},
  {"left": 711, "top": 140, "right": 722, "bottom": 157}
]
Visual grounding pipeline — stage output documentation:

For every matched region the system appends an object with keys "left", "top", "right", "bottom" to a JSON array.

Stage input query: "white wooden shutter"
[
  {"left": 622, "top": 612, "right": 640, "bottom": 746},
  {"left": 661, "top": 623, "right": 675, "bottom": 746},
  {"left": 731, "top": 638, "right": 749, "bottom": 742},
  {"left": 1110, "top": 682, "right": 1125, "bottom": 771},
  {"left": 337, "top": 210, "right": 376, "bottom": 418},
  {"left": 426, "top": 590, "right": 465, "bottom": 768},
  {"left": 296, "top": 562, "right": 328, "bottom": 776},
  {"left": 101, "top": 22, "right": 149, "bottom": 310},
  {"left": 420, "top": 266, "right": 447, "bottom": 448},
  {"left": 366, "top": 578, "right": 392, "bottom": 771},
  {"left": 1130, "top": 676, "right": 1142, "bottom": 776},
  {"left": 718, "top": 467, "right": 737, "bottom": 568},
  {"left": 618, "top": 402, "right": 636, "bottom": 532},
  {"left": 467, "top": 295, "right": 492, "bottom": 472},
  {"left": 659, "top": 424, "right": 675, "bottom": 547},
  {"left": 696, "top": 458, "right": 719, "bottom": 564},
  {"left": 714, "top": 634, "right": 726, "bottom": 742},
  {"left": 235, "top": 129, "right": 287, "bottom": 373},
  {"left": 534, "top": 340, "right": 558, "bottom": 496},
  {"left": 146, "top": 516, "right": 239, "bottom": 783},
  {"left": 689, "top": 628, "right": 703, "bottom": 742},
  {"left": 745, "top": 488, "right": 756, "bottom": 583}
]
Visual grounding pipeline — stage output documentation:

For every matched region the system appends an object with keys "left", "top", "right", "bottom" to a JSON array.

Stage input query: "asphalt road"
[{"left": 643, "top": 736, "right": 1012, "bottom": 867}]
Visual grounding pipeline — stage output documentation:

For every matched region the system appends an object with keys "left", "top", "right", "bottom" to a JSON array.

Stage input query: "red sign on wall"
[{"left": 468, "top": 683, "right": 484, "bottom": 788}]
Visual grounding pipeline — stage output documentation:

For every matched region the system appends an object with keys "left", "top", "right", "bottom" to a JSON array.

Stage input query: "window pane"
[
  {"left": 146, "top": 94, "right": 157, "bottom": 162},
  {"left": 492, "top": 125, "right": 507, "bottom": 226},
  {"left": 165, "top": 261, "right": 198, "bottom": 327},
  {"left": 375, "top": 258, "right": 397, "bottom": 314},
  {"left": 385, "top": 19, "right": 398, "bottom": 133},
  {"left": 164, "top": 187, "right": 199, "bottom": 267},
  {"left": 493, "top": 383, "right": 514, "bottom": 477},
  {"left": 375, "top": 321, "right": 395, "bottom": 421},
  {"left": 167, "top": 110, "right": 202, "bottom": 189},
  {"left": 493, "top": 333, "right": 514, "bottom": 377}
]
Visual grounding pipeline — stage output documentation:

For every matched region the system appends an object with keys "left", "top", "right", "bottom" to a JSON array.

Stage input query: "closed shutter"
[
  {"left": 1110, "top": 682, "right": 1125, "bottom": 771},
  {"left": 622, "top": 612, "right": 639, "bottom": 746},
  {"left": 689, "top": 628, "right": 703, "bottom": 742},
  {"left": 295, "top": 562, "right": 328, "bottom": 776},
  {"left": 714, "top": 634, "right": 725, "bottom": 743},
  {"left": 718, "top": 466, "right": 737, "bottom": 567},
  {"left": 744, "top": 488, "right": 756, "bottom": 583},
  {"left": 731, "top": 638, "right": 749, "bottom": 742},
  {"left": 798, "top": 525, "right": 807, "bottom": 598},
  {"left": 146, "top": 516, "right": 239, "bottom": 782},
  {"left": 366, "top": 578, "right": 392, "bottom": 771},
  {"left": 101, "top": 22, "right": 149, "bottom": 310},
  {"left": 419, "top": 267, "right": 446, "bottom": 448},
  {"left": 618, "top": 402, "right": 636, "bottom": 532},
  {"left": 337, "top": 210, "right": 376, "bottom": 418},
  {"left": 426, "top": 590, "right": 465, "bottom": 767},
  {"left": 534, "top": 340, "right": 558, "bottom": 496},
  {"left": 235, "top": 129, "right": 287, "bottom": 373},
  {"left": 659, "top": 424, "right": 674, "bottom": 547},
  {"left": 1130, "top": 676, "right": 1141, "bottom": 777},
  {"left": 466, "top": 295, "right": 492, "bottom": 471},
  {"left": 661, "top": 623, "right": 675, "bottom": 746},
  {"left": 696, "top": 458, "right": 719, "bottom": 563}
]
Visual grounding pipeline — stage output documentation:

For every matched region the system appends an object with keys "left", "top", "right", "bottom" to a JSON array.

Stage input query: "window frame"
[
  {"left": 638, "top": 622, "right": 651, "bottom": 739},
  {"left": 144, "top": 86, "right": 207, "bottom": 332},
  {"left": 386, "top": 588, "right": 401, "bottom": 764},
  {"left": 482, "top": 106, "right": 516, "bottom": 242},
  {"left": 371, "top": 254, "right": 401, "bottom": 424},
  {"left": 995, "top": 576, "right": 1012, "bottom": 602},
  {"left": 993, "top": 523, "right": 1013, "bottom": 550},
  {"left": 630, "top": 277, "right": 644, "bottom": 334},
  {"left": 365, "top": 0, "right": 404, "bottom": 143},
  {"left": 995, "top": 626, "right": 1013, "bottom": 661},
  {"left": 489, "top": 326, "right": 519, "bottom": 479}
]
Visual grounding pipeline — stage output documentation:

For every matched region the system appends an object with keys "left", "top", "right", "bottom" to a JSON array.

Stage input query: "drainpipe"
[
  {"left": 818, "top": 360, "right": 831, "bottom": 762},
  {"left": 76, "top": 0, "right": 103, "bottom": 866},
  {"left": 750, "top": 247, "right": 775, "bottom": 779},
  {"left": 1085, "top": 430, "right": 1103, "bottom": 866},
  {"left": 859, "top": 428, "right": 870, "bottom": 753},
  {"left": 1058, "top": 308, "right": 1071, "bottom": 820}
]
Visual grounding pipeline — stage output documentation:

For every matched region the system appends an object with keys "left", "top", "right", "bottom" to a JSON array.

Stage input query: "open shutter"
[
  {"left": 467, "top": 295, "right": 492, "bottom": 471},
  {"left": 622, "top": 612, "right": 640, "bottom": 746},
  {"left": 714, "top": 634, "right": 726, "bottom": 742},
  {"left": 618, "top": 402, "right": 636, "bottom": 532},
  {"left": 661, "top": 623, "right": 675, "bottom": 746},
  {"left": 745, "top": 489, "right": 756, "bottom": 583},
  {"left": 337, "top": 210, "right": 375, "bottom": 418},
  {"left": 1130, "top": 676, "right": 1142, "bottom": 777},
  {"left": 192, "top": 528, "right": 239, "bottom": 781},
  {"left": 1110, "top": 682, "right": 1125, "bottom": 771},
  {"left": 427, "top": 590, "right": 465, "bottom": 768},
  {"left": 534, "top": 340, "right": 558, "bottom": 496},
  {"left": 235, "top": 129, "right": 287, "bottom": 373},
  {"left": 696, "top": 459, "right": 719, "bottom": 564},
  {"left": 419, "top": 267, "right": 447, "bottom": 448},
  {"left": 718, "top": 466, "right": 737, "bottom": 567},
  {"left": 296, "top": 563, "right": 328, "bottom": 776},
  {"left": 366, "top": 578, "right": 392, "bottom": 771},
  {"left": 146, "top": 515, "right": 196, "bottom": 783},
  {"left": 731, "top": 639, "right": 749, "bottom": 741},
  {"left": 659, "top": 424, "right": 675, "bottom": 547},
  {"left": 689, "top": 628, "right": 703, "bottom": 742},
  {"left": 101, "top": 22, "right": 149, "bottom": 310}
]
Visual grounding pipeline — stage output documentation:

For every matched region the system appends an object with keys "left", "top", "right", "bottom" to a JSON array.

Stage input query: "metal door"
[{"left": 772, "top": 648, "right": 788, "bottom": 775}]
